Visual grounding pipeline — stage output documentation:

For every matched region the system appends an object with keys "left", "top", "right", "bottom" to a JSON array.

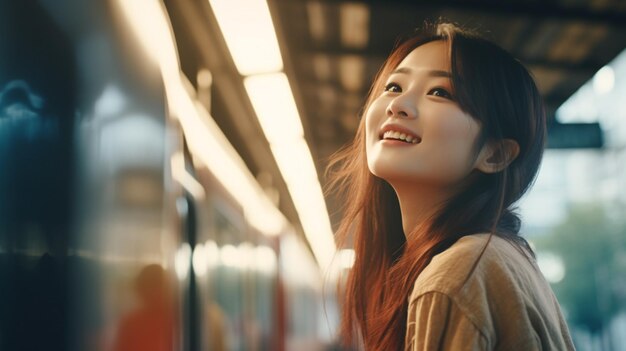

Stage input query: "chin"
[
  {"left": 366, "top": 155, "right": 387, "bottom": 176},
  {"left": 368, "top": 163, "right": 407, "bottom": 183}
]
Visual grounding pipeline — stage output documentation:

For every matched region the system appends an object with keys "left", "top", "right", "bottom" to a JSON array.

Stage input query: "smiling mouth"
[{"left": 380, "top": 130, "right": 421, "bottom": 144}]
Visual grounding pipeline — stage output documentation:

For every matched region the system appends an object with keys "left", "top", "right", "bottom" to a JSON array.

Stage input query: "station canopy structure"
[{"left": 164, "top": 0, "right": 626, "bottom": 257}]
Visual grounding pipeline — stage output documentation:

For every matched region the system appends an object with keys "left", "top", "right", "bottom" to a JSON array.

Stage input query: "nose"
[{"left": 386, "top": 94, "right": 417, "bottom": 119}]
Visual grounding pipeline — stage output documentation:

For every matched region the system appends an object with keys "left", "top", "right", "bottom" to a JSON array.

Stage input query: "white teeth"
[{"left": 382, "top": 129, "right": 419, "bottom": 143}]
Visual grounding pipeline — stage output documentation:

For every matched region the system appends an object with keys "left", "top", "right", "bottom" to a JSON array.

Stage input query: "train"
[{"left": 0, "top": 1, "right": 343, "bottom": 350}]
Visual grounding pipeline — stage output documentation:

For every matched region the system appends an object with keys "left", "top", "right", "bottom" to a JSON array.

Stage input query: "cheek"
[
  {"left": 422, "top": 114, "right": 481, "bottom": 170},
  {"left": 364, "top": 102, "right": 382, "bottom": 130},
  {"left": 435, "top": 119, "right": 480, "bottom": 170},
  {"left": 428, "top": 113, "right": 479, "bottom": 155},
  {"left": 427, "top": 112, "right": 477, "bottom": 140},
  {"left": 365, "top": 113, "right": 375, "bottom": 141},
  {"left": 364, "top": 105, "right": 392, "bottom": 176},
  {"left": 364, "top": 110, "right": 377, "bottom": 170},
  {"left": 364, "top": 103, "right": 384, "bottom": 146}
]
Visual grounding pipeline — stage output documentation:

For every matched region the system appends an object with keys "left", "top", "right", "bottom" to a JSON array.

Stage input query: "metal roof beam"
[
  {"left": 284, "top": 0, "right": 626, "bottom": 28},
  {"left": 303, "top": 45, "right": 603, "bottom": 76}
]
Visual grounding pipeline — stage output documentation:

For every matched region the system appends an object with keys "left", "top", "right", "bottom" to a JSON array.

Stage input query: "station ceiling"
[{"left": 165, "top": 0, "right": 626, "bottom": 246}]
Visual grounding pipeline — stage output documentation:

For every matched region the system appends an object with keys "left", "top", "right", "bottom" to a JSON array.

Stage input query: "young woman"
[{"left": 326, "top": 23, "right": 575, "bottom": 350}]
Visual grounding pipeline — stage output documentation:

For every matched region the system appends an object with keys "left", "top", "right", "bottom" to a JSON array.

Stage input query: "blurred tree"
[{"left": 537, "top": 203, "right": 626, "bottom": 338}]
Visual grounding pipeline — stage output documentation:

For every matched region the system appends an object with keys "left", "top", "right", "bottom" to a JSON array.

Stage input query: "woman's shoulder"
[
  {"left": 406, "top": 233, "right": 576, "bottom": 350},
  {"left": 408, "top": 233, "right": 537, "bottom": 302}
]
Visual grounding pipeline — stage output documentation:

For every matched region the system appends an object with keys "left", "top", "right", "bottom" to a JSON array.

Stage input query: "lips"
[{"left": 378, "top": 123, "right": 421, "bottom": 144}]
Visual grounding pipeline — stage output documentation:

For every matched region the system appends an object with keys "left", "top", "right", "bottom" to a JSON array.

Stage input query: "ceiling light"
[
  {"left": 244, "top": 73, "right": 304, "bottom": 144},
  {"left": 208, "top": 0, "right": 283, "bottom": 75},
  {"left": 271, "top": 141, "right": 336, "bottom": 270},
  {"left": 116, "top": 0, "right": 179, "bottom": 83}
]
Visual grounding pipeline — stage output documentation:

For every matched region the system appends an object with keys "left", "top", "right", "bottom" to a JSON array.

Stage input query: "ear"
[{"left": 475, "top": 139, "right": 520, "bottom": 174}]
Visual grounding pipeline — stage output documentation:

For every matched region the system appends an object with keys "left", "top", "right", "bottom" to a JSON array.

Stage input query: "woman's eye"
[
  {"left": 383, "top": 82, "right": 401, "bottom": 93},
  {"left": 428, "top": 87, "right": 453, "bottom": 99}
]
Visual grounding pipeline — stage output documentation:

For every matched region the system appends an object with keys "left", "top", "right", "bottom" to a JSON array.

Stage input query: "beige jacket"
[{"left": 405, "top": 233, "right": 575, "bottom": 350}]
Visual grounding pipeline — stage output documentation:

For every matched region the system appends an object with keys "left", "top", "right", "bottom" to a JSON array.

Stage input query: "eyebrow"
[{"left": 391, "top": 67, "right": 452, "bottom": 78}]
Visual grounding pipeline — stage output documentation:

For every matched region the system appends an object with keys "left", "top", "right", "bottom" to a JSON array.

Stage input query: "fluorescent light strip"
[
  {"left": 271, "top": 141, "right": 336, "bottom": 269},
  {"left": 245, "top": 72, "right": 336, "bottom": 270},
  {"left": 117, "top": 0, "right": 180, "bottom": 84},
  {"left": 244, "top": 73, "right": 304, "bottom": 144},
  {"left": 208, "top": 0, "right": 283, "bottom": 75},
  {"left": 208, "top": 0, "right": 337, "bottom": 271}
]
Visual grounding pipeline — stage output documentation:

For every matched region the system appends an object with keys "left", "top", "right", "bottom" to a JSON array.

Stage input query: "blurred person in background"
[{"left": 113, "top": 264, "right": 176, "bottom": 351}]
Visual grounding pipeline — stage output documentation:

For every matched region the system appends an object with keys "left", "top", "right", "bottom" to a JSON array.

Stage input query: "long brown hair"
[{"left": 325, "top": 23, "right": 546, "bottom": 350}]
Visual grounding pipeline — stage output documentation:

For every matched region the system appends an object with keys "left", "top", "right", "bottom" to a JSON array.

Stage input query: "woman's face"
[{"left": 365, "top": 40, "right": 484, "bottom": 189}]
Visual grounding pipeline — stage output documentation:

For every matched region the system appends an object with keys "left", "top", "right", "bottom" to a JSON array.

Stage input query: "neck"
[{"left": 389, "top": 180, "right": 456, "bottom": 239}]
